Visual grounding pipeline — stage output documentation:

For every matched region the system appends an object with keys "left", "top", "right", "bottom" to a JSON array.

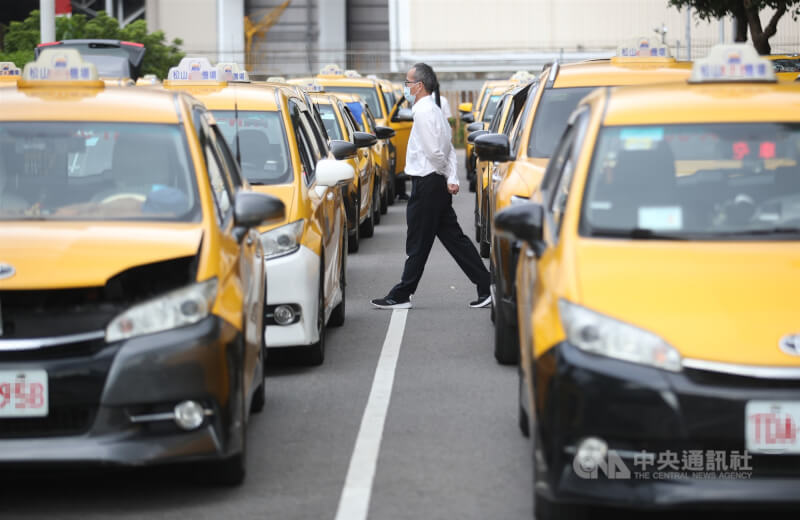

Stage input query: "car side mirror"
[
  {"left": 330, "top": 139, "right": 357, "bottom": 160},
  {"left": 467, "top": 129, "right": 489, "bottom": 144},
  {"left": 316, "top": 158, "right": 355, "bottom": 187},
  {"left": 475, "top": 133, "right": 511, "bottom": 163},
  {"left": 353, "top": 131, "right": 377, "bottom": 149},
  {"left": 458, "top": 102, "right": 473, "bottom": 113},
  {"left": 375, "top": 125, "right": 395, "bottom": 139},
  {"left": 461, "top": 112, "right": 475, "bottom": 124},
  {"left": 494, "top": 202, "right": 545, "bottom": 256},
  {"left": 392, "top": 107, "right": 413, "bottom": 122},
  {"left": 466, "top": 121, "right": 484, "bottom": 133},
  {"left": 233, "top": 191, "right": 285, "bottom": 241}
]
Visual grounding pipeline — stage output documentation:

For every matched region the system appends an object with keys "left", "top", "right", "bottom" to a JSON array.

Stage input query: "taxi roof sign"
[
  {"left": 167, "top": 57, "right": 221, "bottom": 82},
  {"left": 216, "top": 62, "right": 250, "bottom": 82},
  {"left": 0, "top": 62, "right": 21, "bottom": 77},
  {"left": 318, "top": 63, "right": 344, "bottom": 76},
  {"left": 510, "top": 70, "right": 535, "bottom": 82},
  {"left": 299, "top": 79, "right": 325, "bottom": 92},
  {"left": 617, "top": 37, "right": 671, "bottom": 58},
  {"left": 22, "top": 48, "right": 99, "bottom": 82},
  {"left": 267, "top": 76, "right": 286, "bottom": 82},
  {"left": 344, "top": 69, "right": 362, "bottom": 78},
  {"left": 690, "top": 43, "right": 776, "bottom": 83}
]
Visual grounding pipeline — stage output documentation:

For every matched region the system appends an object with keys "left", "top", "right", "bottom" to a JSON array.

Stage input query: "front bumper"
[
  {"left": 534, "top": 341, "right": 800, "bottom": 508},
  {"left": 264, "top": 245, "right": 321, "bottom": 348},
  {"left": 0, "top": 316, "right": 244, "bottom": 467}
]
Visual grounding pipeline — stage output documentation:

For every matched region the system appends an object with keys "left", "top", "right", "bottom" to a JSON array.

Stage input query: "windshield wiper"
[
  {"left": 589, "top": 226, "right": 689, "bottom": 240},
  {"left": 712, "top": 226, "right": 800, "bottom": 237}
]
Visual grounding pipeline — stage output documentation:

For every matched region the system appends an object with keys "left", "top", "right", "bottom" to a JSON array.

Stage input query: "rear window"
[
  {"left": 0, "top": 122, "right": 198, "bottom": 221},
  {"left": 527, "top": 87, "right": 594, "bottom": 158},
  {"left": 213, "top": 110, "right": 293, "bottom": 186},
  {"left": 324, "top": 86, "right": 384, "bottom": 118}
]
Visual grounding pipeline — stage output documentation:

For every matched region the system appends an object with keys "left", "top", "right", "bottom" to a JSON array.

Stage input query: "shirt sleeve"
[
  {"left": 416, "top": 108, "right": 450, "bottom": 175},
  {"left": 446, "top": 145, "right": 459, "bottom": 187}
]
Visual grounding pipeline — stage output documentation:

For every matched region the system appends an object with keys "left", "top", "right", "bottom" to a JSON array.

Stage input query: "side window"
[
  {"left": 288, "top": 101, "right": 316, "bottom": 186},
  {"left": 382, "top": 89, "right": 395, "bottom": 116},
  {"left": 204, "top": 138, "right": 234, "bottom": 224},
  {"left": 211, "top": 124, "right": 243, "bottom": 188},
  {"left": 298, "top": 110, "right": 323, "bottom": 164},
  {"left": 509, "top": 83, "right": 540, "bottom": 157},
  {"left": 545, "top": 109, "right": 591, "bottom": 237},
  {"left": 338, "top": 102, "right": 356, "bottom": 141},
  {"left": 488, "top": 96, "right": 508, "bottom": 133}
]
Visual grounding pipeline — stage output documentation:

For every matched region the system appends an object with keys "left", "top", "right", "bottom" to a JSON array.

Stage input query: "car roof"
[
  {"left": 0, "top": 83, "right": 182, "bottom": 123},
  {"left": 602, "top": 81, "right": 800, "bottom": 126},
  {"left": 551, "top": 58, "right": 692, "bottom": 88},
  {"left": 162, "top": 81, "right": 284, "bottom": 111}
]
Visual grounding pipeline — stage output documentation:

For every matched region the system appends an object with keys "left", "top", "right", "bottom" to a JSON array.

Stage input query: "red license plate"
[{"left": 0, "top": 370, "right": 49, "bottom": 417}]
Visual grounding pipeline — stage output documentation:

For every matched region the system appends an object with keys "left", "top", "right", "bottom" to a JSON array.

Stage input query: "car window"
[
  {"left": 211, "top": 124, "right": 243, "bottom": 188},
  {"left": 482, "top": 95, "right": 502, "bottom": 123},
  {"left": 213, "top": 109, "right": 293, "bottom": 186},
  {"left": 509, "top": 85, "right": 539, "bottom": 158},
  {"left": 363, "top": 105, "right": 377, "bottom": 134},
  {"left": 324, "top": 86, "right": 384, "bottom": 118},
  {"left": 0, "top": 122, "right": 198, "bottom": 222},
  {"left": 288, "top": 102, "right": 316, "bottom": 186},
  {"left": 488, "top": 95, "right": 509, "bottom": 133},
  {"left": 582, "top": 122, "right": 800, "bottom": 238},
  {"left": 338, "top": 102, "right": 356, "bottom": 141},
  {"left": 318, "top": 104, "right": 344, "bottom": 141},
  {"left": 382, "top": 89, "right": 395, "bottom": 115},
  {"left": 204, "top": 137, "right": 234, "bottom": 224},
  {"left": 527, "top": 87, "right": 595, "bottom": 158}
]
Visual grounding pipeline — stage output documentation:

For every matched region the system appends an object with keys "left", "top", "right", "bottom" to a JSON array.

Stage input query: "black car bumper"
[
  {"left": 0, "top": 316, "right": 245, "bottom": 467},
  {"left": 534, "top": 341, "right": 800, "bottom": 508}
]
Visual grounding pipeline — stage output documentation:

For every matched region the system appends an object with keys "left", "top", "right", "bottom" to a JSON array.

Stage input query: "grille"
[{"left": 0, "top": 406, "right": 96, "bottom": 438}]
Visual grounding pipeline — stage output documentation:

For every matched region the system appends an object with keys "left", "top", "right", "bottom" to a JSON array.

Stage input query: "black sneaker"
[
  {"left": 469, "top": 295, "right": 492, "bottom": 308},
  {"left": 396, "top": 193, "right": 410, "bottom": 201},
  {"left": 371, "top": 296, "right": 413, "bottom": 309}
]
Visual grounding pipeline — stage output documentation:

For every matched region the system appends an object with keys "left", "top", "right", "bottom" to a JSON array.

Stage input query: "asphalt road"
[{"left": 0, "top": 150, "right": 532, "bottom": 520}]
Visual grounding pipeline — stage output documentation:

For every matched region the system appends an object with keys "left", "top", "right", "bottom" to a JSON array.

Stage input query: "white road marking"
[{"left": 334, "top": 309, "right": 409, "bottom": 520}]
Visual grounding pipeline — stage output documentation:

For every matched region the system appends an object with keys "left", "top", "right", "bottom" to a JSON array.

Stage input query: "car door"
[
  {"left": 339, "top": 101, "right": 370, "bottom": 219},
  {"left": 198, "top": 110, "right": 263, "bottom": 402}
]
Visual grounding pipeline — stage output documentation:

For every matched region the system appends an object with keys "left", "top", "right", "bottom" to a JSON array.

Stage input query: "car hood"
[
  {"left": 574, "top": 239, "right": 800, "bottom": 366},
  {"left": 0, "top": 222, "right": 203, "bottom": 290}
]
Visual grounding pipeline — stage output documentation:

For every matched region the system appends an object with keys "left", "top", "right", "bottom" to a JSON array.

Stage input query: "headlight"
[
  {"left": 106, "top": 278, "right": 218, "bottom": 342},
  {"left": 260, "top": 220, "right": 304, "bottom": 259},
  {"left": 510, "top": 195, "right": 530, "bottom": 206},
  {"left": 558, "top": 300, "right": 682, "bottom": 372}
]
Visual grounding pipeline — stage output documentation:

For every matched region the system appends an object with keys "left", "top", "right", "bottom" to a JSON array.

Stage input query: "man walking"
[{"left": 371, "top": 63, "right": 491, "bottom": 310}]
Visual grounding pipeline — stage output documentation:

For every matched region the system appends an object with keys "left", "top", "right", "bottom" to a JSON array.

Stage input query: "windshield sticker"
[
  {"left": 638, "top": 206, "right": 683, "bottom": 230},
  {"left": 620, "top": 127, "right": 664, "bottom": 151}
]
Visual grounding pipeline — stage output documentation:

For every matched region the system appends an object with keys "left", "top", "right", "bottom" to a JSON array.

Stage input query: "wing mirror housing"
[
  {"left": 494, "top": 202, "right": 546, "bottom": 256},
  {"left": 375, "top": 125, "right": 395, "bottom": 139},
  {"left": 467, "top": 129, "right": 489, "bottom": 144},
  {"left": 474, "top": 133, "right": 511, "bottom": 163},
  {"left": 353, "top": 131, "right": 377, "bottom": 149},
  {"left": 316, "top": 158, "right": 355, "bottom": 187},
  {"left": 330, "top": 139, "right": 358, "bottom": 160},
  {"left": 233, "top": 191, "right": 285, "bottom": 241}
]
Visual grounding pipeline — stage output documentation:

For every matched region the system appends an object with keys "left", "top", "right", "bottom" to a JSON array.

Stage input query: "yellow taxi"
[
  {"left": 307, "top": 88, "right": 378, "bottom": 251},
  {"left": 495, "top": 44, "right": 800, "bottom": 516},
  {"left": 296, "top": 65, "right": 413, "bottom": 194},
  {"left": 0, "top": 50, "right": 285, "bottom": 483},
  {"left": 331, "top": 91, "right": 396, "bottom": 214},
  {"left": 473, "top": 81, "right": 536, "bottom": 257},
  {"left": 767, "top": 54, "right": 800, "bottom": 81},
  {"left": 476, "top": 38, "right": 692, "bottom": 365},
  {"left": 463, "top": 80, "right": 515, "bottom": 192},
  {"left": 162, "top": 59, "right": 354, "bottom": 365}
]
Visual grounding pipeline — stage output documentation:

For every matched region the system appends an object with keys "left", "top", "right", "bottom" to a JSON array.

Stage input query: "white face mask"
[{"left": 403, "top": 84, "right": 416, "bottom": 105}]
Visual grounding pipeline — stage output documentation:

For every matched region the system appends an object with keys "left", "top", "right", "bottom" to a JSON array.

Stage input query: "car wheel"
[
  {"left": 474, "top": 194, "right": 481, "bottom": 243},
  {"left": 250, "top": 341, "right": 266, "bottom": 414},
  {"left": 469, "top": 177, "right": 477, "bottom": 192},
  {"left": 348, "top": 192, "right": 360, "bottom": 253},
  {"left": 387, "top": 174, "right": 395, "bottom": 206},
  {"left": 298, "top": 265, "right": 325, "bottom": 366},
  {"left": 328, "top": 237, "right": 346, "bottom": 327},
  {"left": 373, "top": 180, "right": 382, "bottom": 226},
  {"left": 360, "top": 186, "right": 375, "bottom": 238},
  {"left": 202, "top": 364, "right": 247, "bottom": 486},
  {"left": 493, "top": 277, "right": 519, "bottom": 365},
  {"left": 380, "top": 175, "right": 389, "bottom": 214}
]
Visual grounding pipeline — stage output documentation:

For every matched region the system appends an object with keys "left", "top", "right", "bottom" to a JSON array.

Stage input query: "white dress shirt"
[
  {"left": 440, "top": 96, "right": 452, "bottom": 119},
  {"left": 405, "top": 95, "right": 459, "bottom": 186}
]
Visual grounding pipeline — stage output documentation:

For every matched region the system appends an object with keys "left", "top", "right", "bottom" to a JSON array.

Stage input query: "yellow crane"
[{"left": 244, "top": 0, "right": 291, "bottom": 71}]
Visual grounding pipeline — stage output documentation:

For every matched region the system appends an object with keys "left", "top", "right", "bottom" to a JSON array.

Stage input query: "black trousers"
[{"left": 388, "top": 173, "right": 490, "bottom": 301}]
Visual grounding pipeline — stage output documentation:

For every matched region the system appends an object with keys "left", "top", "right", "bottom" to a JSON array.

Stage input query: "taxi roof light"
[
  {"left": 318, "top": 63, "right": 344, "bottom": 77},
  {"left": 166, "top": 57, "right": 249, "bottom": 83},
  {"left": 690, "top": 43, "right": 776, "bottom": 83},
  {"left": 0, "top": 62, "right": 21, "bottom": 77},
  {"left": 616, "top": 36, "right": 671, "bottom": 59},
  {"left": 300, "top": 79, "right": 325, "bottom": 93},
  {"left": 267, "top": 76, "right": 286, "bottom": 82},
  {"left": 21, "top": 48, "right": 100, "bottom": 84},
  {"left": 510, "top": 70, "right": 535, "bottom": 82},
  {"left": 344, "top": 69, "right": 361, "bottom": 78}
]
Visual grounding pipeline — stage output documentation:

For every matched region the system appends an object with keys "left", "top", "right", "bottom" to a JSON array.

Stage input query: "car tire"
[
  {"left": 469, "top": 177, "right": 476, "bottom": 192},
  {"left": 250, "top": 346, "right": 266, "bottom": 414},
  {"left": 380, "top": 176, "right": 389, "bottom": 215},
  {"left": 494, "top": 278, "right": 519, "bottom": 365},
  {"left": 373, "top": 180, "right": 382, "bottom": 226},
  {"left": 348, "top": 192, "right": 360, "bottom": 253},
  {"left": 328, "top": 239, "right": 346, "bottom": 328},
  {"left": 360, "top": 187, "right": 375, "bottom": 238},
  {"left": 387, "top": 175, "right": 395, "bottom": 206},
  {"left": 480, "top": 239, "right": 491, "bottom": 258},
  {"left": 518, "top": 363, "right": 529, "bottom": 437},
  {"left": 298, "top": 266, "right": 326, "bottom": 366},
  {"left": 474, "top": 195, "right": 481, "bottom": 243}
]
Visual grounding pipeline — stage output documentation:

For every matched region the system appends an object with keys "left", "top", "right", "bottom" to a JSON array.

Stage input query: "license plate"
[
  {"left": 745, "top": 401, "right": 800, "bottom": 454},
  {"left": 0, "top": 370, "right": 48, "bottom": 418}
]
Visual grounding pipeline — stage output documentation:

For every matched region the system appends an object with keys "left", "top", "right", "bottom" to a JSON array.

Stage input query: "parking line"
[{"left": 334, "top": 309, "right": 409, "bottom": 520}]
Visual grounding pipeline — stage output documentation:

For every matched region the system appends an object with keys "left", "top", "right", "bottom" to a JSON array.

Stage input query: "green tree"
[
  {"left": 668, "top": 0, "right": 800, "bottom": 54},
  {"left": 0, "top": 10, "right": 183, "bottom": 78}
]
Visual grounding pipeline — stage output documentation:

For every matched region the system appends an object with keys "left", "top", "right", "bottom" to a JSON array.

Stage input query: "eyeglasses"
[{"left": 403, "top": 80, "right": 421, "bottom": 86}]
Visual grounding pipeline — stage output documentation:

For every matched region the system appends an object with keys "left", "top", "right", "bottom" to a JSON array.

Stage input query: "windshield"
[
  {"left": 324, "top": 86, "right": 384, "bottom": 118},
  {"left": 582, "top": 123, "right": 800, "bottom": 239},
  {"left": 213, "top": 110, "right": 293, "bottom": 185},
  {"left": 83, "top": 55, "right": 130, "bottom": 78},
  {"left": 528, "top": 87, "right": 594, "bottom": 158},
  {"left": 318, "top": 104, "right": 344, "bottom": 140},
  {"left": 0, "top": 122, "right": 198, "bottom": 221},
  {"left": 772, "top": 59, "right": 800, "bottom": 72},
  {"left": 482, "top": 95, "right": 502, "bottom": 123}
]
